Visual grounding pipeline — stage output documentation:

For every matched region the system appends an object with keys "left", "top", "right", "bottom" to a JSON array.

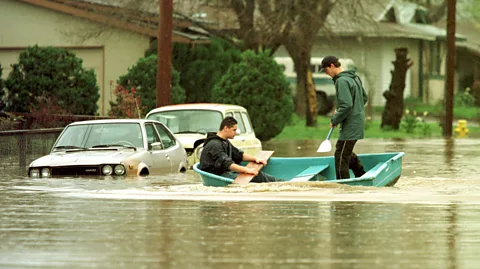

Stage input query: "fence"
[{"left": 0, "top": 128, "right": 64, "bottom": 170}]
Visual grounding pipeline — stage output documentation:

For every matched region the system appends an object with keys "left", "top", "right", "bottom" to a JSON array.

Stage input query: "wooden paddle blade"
[{"left": 233, "top": 151, "right": 274, "bottom": 185}]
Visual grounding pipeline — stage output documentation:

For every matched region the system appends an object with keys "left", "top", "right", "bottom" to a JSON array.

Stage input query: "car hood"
[
  {"left": 29, "top": 149, "right": 140, "bottom": 167},
  {"left": 174, "top": 133, "right": 206, "bottom": 149}
]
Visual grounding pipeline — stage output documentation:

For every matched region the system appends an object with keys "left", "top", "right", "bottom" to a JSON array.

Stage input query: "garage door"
[{"left": 0, "top": 46, "right": 105, "bottom": 115}]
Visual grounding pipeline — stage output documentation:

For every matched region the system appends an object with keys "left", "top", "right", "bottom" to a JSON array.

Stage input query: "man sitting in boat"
[{"left": 199, "top": 116, "right": 278, "bottom": 183}]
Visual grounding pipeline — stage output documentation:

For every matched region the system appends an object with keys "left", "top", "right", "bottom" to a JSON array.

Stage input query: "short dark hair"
[
  {"left": 219, "top": 116, "right": 237, "bottom": 130},
  {"left": 320, "top": 56, "right": 341, "bottom": 72}
]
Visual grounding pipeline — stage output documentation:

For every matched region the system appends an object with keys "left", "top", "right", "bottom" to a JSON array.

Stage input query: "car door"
[
  {"left": 154, "top": 122, "right": 185, "bottom": 172},
  {"left": 145, "top": 123, "right": 172, "bottom": 173}
]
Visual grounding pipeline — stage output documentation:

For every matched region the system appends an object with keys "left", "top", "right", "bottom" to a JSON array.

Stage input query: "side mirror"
[{"left": 148, "top": 142, "right": 162, "bottom": 150}]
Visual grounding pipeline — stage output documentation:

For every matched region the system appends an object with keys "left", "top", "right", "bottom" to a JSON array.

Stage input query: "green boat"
[{"left": 193, "top": 152, "right": 405, "bottom": 187}]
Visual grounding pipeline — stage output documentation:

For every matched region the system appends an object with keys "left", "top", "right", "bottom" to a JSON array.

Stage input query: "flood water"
[{"left": 1, "top": 138, "right": 480, "bottom": 268}]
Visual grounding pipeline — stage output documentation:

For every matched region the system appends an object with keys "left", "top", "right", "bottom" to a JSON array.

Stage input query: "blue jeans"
[{"left": 221, "top": 171, "right": 278, "bottom": 183}]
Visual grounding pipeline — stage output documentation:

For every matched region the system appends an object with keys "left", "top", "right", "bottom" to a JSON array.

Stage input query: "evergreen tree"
[
  {"left": 110, "top": 54, "right": 185, "bottom": 116},
  {"left": 212, "top": 50, "right": 293, "bottom": 141},
  {"left": 5, "top": 45, "right": 99, "bottom": 115}
]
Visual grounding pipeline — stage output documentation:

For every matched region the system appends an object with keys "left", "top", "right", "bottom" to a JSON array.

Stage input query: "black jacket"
[{"left": 199, "top": 132, "right": 243, "bottom": 175}]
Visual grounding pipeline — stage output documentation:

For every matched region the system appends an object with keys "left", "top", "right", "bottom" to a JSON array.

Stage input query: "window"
[
  {"left": 429, "top": 41, "right": 442, "bottom": 76},
  {"left": 145, "top": 124, "right": 161, "bottom": 146},
  {"left": 147, "top": 110, "right": 222, "bottom": 134},
  {"left": 241, "top": 112, "right": 253, "bottom": 133},
  {"left": 234, "top": 111, "right": 246, "bottom": 134},
  {"left": 154, "top": 123, "right": 176, "bottom": 149}
]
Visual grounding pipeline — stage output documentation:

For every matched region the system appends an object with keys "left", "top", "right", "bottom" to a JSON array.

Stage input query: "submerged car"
[
  {"left": 146, "top": 103, "right": 262, "bottom": 167},
  {"left": 28, "top": 119, "right": 188, "bottom": 177}
]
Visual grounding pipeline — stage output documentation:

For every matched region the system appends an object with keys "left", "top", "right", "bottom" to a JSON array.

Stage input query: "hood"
[
  {"left": 174, "top": 133, "right": 207, "bottom": 149},
  {"left": 204, "top": 132, "right": 225, "bottom": 146},
  {"left": 29, "top": 149, "right": 140, "bottom": 167},
  {"left": 333, "top": 68, "right": 357, "bottom": 82}
]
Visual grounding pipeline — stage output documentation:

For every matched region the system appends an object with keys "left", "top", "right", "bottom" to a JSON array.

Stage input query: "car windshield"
[
  {"left": 147, "top": 110, "right": 222, "bottom": 134},
  {"left": 54, "top": 123, "right": 144, "bottom": 150}
]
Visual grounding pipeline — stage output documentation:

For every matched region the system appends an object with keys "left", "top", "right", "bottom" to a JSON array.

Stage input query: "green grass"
[
  {"left": 373, "top": 105, "right": 480, "bottom": 121},
  {"left": 273, "top": 114, "right": 480, "bottom": 140}
]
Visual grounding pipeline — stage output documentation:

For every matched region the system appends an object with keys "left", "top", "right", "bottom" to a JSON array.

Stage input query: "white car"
[
  {"left": 146, "top": 103, "right": 262, "bottom": 167},
  {"left": 28, "top": 119, "right": 188, "bottom": 177}
]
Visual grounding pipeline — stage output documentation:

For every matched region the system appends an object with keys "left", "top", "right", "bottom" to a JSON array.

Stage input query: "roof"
[
  {"left": 320, "top": 0, "right": 464, "bottom": 42},
  {"left": 436, "top": 20, "right": 480, "bottom": 56},
  {"left": 17, "top": 0, "right": 210, "bottom": 44},
  {"left": 69, "top": 119, "right": 159, "bottom": 125},
  {"left": 146, "top": 103, "right": 247, "bottom": 114}
]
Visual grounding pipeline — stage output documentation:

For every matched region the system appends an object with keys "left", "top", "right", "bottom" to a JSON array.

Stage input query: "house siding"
[
  {"left": 273, "top": 35, "right": 447, "bottom": 107},
  {"left": 0, "top": 0, "right": 150, "bottom": 115}
]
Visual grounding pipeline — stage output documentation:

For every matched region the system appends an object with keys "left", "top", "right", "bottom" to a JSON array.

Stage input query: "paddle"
[
  {"left": 233, "top": 150, "right": 274, "bottom": 185},
  {"left": 317, "top": 127, "right": 334, "bottom": 152}
]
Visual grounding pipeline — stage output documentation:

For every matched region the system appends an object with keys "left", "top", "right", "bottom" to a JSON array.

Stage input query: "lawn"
[{"left": 273, "top": 113, "right": 480, "bottom": 140}]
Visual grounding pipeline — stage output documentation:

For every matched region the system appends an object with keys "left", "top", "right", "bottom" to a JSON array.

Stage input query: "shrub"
[
  {"left": 171, "top": 38, "right": 242, "bottom": 102},
  {"left": 4, "top": 45, "right": 99, "bottom": 115},
  {"left": 454, "top": 88, "right": 476, "bottom": 107},
  {"left": 114, "top": 55, "right": 185, "bottom": 115},
  {"left": 28, "top": 93, "right": 71, "bottom": 128},
  {"left": 400, "top": 109, "right": 431, "bottom": 136},
  {"left": 109, "top": 85, "right": 146, "bottom": 118},
  {"left": 212, "top": 50, "right": 294, "bottom": 141}
]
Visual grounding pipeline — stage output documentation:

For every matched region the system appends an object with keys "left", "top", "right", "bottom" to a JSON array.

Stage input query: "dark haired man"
[
  {"left": 321, "top": 56, "right": 368, "bottom": 179},
  {"left": 199, "top": 116, "right": 277, "bottom": 183}
]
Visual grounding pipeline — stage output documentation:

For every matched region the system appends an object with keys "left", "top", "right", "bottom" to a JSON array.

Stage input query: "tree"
[
  {"left": 112, "top": 54, "right": 185, "bottom": 115},
  {"left": 146, "top": 38, "right": 242, "bottom": 103},
  {"left": 4, "top": 45, "right": 99, "bottom": 115},
  {"left": 381, "top": 48, "right": 413, "bottom": 130},
  {"left": 212, "top": 50, "right": 293, "bottom": 141},
  {"left": 176, "top": 0, "right": 382, "bottom": 127}
]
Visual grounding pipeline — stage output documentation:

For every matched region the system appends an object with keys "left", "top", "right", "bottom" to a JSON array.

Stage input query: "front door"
[{"left": 145, "top": 123, "right": 172, "bottom": 173}]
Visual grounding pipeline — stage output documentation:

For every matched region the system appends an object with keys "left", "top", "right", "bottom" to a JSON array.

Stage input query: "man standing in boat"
[
  {"left": 321, "top": 56, "right": 368, "bottom": 179},
  {"left": 199, "top": 116, "right": 278, "bottom": 183}
]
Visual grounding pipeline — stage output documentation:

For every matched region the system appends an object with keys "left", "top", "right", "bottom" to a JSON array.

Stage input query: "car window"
[
  {"left": 154, "top": 123, "right": 176, "bottom": 149},
  {"left": 145, "top": 124, "right": 161, "bottom": 146},
  {"left": 225, "top": 112, "right": 233, "bottom": 117},
  {"left": 241, "top": 112, "right": 253, "bottom": 133},
  {"left": 55, "top": 125, "right": 90, "bottom": 148},
  {"left": 234, "top": 111, "right": 245, "bottom": 134},
  {"left": 56, "top": 123, "right": 144, "bottom": 148},
  {"left": 147, "top": 110, "right": 222, "bottom": 134}
]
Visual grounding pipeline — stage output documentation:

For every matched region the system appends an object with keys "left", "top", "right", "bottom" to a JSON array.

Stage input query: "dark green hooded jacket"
[
  {"left": 199, "top": 132, "right": 244, "bottom": 175},
  {"left": 330, "top": 69, "right": 368, "bottom": 140}
]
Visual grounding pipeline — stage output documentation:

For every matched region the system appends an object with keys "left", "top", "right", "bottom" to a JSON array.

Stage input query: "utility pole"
[
  {"left": 156, "top": 0, "right": 173, "bottom": 107},
  {"left": 443, "top": 0, "right": 456, "bottom": 137}
]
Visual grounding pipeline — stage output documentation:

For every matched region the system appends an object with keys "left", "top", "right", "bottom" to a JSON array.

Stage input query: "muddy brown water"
[{"left": 1, "top": 138, "right": 480, "bottom": 269}]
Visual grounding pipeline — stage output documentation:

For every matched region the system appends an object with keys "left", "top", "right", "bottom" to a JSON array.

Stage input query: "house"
[
  {"left": 175, "top": 0, "right": 477, "bottom": 107},
  {"left": 281, "top": 0, "right": 480, "bottom": 107},
  {"left": 0, "top": 0, "right": 209, "bottom": 116},
  {"left": 273, "top": 0, "right": 474, "bottom": 107}
]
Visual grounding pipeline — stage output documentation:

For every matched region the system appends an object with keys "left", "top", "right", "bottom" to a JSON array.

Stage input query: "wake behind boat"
[{"left": 193, "top": 152, "right": 405, "bottom": 187}]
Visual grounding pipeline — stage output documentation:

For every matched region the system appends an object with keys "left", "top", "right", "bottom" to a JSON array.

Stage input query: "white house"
[{"left": 274, "top": 0, "right": 471, "bottom": 107}]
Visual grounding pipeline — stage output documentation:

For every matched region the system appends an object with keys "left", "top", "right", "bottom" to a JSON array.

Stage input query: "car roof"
[
  {"left": 147, "top": 103, "right": 247, "bottom": 114},
  {"left": 67, "top": 119, "right": 161, "bottom": 126}
]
